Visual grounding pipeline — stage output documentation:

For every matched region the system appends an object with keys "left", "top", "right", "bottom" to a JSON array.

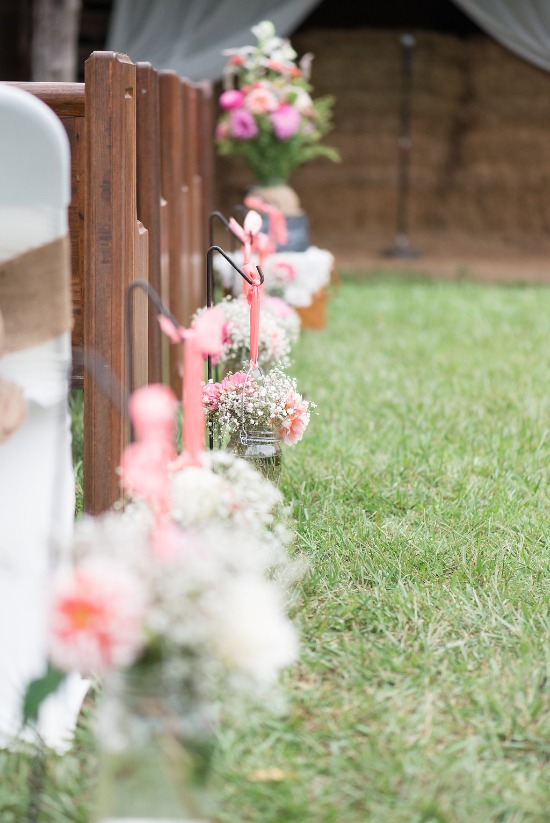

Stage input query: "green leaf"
[{"left": 22, "top": 665, "right": 66, "bottom": 726}]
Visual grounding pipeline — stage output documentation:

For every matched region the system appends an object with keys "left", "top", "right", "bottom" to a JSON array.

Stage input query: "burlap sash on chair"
[
  {"left": 0, "top": 235, "right": 72, "bottom": 353},
  {"left": 0, "top": 234, "right": 72, "bottom": 441}
]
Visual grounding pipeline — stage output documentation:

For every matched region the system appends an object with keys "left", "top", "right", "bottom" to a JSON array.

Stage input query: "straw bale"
[{"left": 214, "top": 27, "right": 550, "bottom": 260}]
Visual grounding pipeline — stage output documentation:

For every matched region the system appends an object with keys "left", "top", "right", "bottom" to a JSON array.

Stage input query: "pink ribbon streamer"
[
  {"left": 158, "top": 307, "right": 224, "bottom": 467},
  {"left": 244, "top": 195, "right": 288, "bottom": 247},
  {"left": 230, "top": 211, "right": 263, "bottom": 297},
  {"left": 243, "top": 262, "right": 262, "bottom": 369}
]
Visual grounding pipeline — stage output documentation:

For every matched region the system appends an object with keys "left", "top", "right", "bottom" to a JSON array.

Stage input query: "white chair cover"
[{"left": 0, "top": 85, "right": 88, "bottom": 752}]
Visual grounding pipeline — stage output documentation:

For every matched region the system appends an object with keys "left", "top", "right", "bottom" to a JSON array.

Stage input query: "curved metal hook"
[
  {"left": 205, "top": 246, "right": 264, "bottom": 391},
  {"left": 232, "top": 204, "right": 248, "bottom": 219},
  {"left": 208, "top": 210, "right": 242, "bottom": 249},
  {"left": 125, "top": 279, "right": 183, "bottom": 441}
]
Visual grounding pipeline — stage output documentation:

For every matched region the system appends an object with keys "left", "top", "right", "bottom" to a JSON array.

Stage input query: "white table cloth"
[{"left": 215, "top": 245, "right": 334, "bottom": 308}]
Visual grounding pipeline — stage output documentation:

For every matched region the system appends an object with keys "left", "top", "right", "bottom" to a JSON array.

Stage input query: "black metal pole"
[
  {"left": 384, "top": 33, "right": 419, "bottom": 259},
  {"left": 205, "top": 245, "right": 264, "bottom": 450}
]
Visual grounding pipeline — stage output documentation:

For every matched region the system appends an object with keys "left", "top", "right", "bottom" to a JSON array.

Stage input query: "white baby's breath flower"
[{"left": 211, "top": 576, "right": 299, "bottom": 685}]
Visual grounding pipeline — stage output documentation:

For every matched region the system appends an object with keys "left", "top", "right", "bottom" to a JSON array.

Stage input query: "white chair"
[{"left": 0, "top": 84, "right": 88, "bottom": 751}]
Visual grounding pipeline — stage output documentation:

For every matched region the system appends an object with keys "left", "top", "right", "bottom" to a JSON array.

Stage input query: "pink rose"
[
  {"left": 219, "top": 89, "right": 244, "bottom": 110},
  {"left": 270, "top": 104, "right": 301, "bottom": 140}
]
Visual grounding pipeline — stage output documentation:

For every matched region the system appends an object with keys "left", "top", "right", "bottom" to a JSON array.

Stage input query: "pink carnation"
[
  {"left": 219, "top": 89, "right": 244, "bottom": 110},
  {"left": 244, "top": 87, "right": 279, "bottom": 114},
  {"left": 278, "top": 390, "right": 310, "bottom": 445},
  {"left": 203, "top": 381, "right": 222, "bottom": 411},
  {"left": 221, "top": 372, "right": 256, "bottom": 394},
  {"left": 270, "top": 104, "right": 301, "bottom": 140},
  {"left": 48, "top": 559, "right": 146, "bottom": 674},
  {"left": 265, "top": 296, "right": 294, "bottom": 318},
  {"left": 229, "top": 108, "right": 259, "bottom": 140}
]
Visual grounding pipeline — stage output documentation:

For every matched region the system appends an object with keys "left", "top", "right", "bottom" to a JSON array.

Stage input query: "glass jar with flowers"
[
  {"left": 203, "top": 366, "right": 315, "bottom": 484},
  {"left": 22, "top": 384, "right": 301, "bottom": 823},
  {"left": 216, "top": 20, "right": 340, "bottom": 251}
]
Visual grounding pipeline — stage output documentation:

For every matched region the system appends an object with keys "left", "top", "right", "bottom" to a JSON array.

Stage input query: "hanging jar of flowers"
[
  {"left": 216, "top": 20, "right": 340, "bottom": 252},
  {"left": 203, "top": 366, "right": 315, "bottom": 484}
]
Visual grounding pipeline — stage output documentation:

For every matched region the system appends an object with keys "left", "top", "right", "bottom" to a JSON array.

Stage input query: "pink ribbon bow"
[
  {"left": 158, "top": 306, "right": 224, "bottom": 467},
  {"left": 242, "top": 261, "right": 262, "bottom": 370},
  {"left": 244, "top": 195, "right": 288, "bottom": 248}
]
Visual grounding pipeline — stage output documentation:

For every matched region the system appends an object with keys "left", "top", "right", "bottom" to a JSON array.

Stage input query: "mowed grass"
[
  {"left": 1, "top": 274, "right": 549, "bottom": 822},
  {"left": 209, "top": 274, "right": 550, "bottom": 823}
]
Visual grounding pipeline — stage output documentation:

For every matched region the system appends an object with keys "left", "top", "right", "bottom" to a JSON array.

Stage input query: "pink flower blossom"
[
  {"left": 271, "top": 260, "right": 296, "bottom": 283},
  {"left": 219, "top": 89, "right": 244, "bottom": 110},
  {"left": 265, "top": 296, "right": 293, "bottom": 318},
  {"left": 278, "top": 390, "right": 310, "bottom": 445},
  {"left": 48, "top": 559, "right": 146, "bottom": 674},
  {"left": 270, "top": 104, "right": 301, "bottom": 140},
  {"left": 229, "top": 108, "right": 259, "bottom": 140},
  {"left": 203, "top": 381, "right": 222, "bottom": 411},
  {"left": 215, "top": 121, "right": 230, "bottom": 139},
  {"left": 221, "top": 371, "right": 256, "bottom": 394},
  {"left": 244, "top": 87, "right": 278, "bottom": 114}
]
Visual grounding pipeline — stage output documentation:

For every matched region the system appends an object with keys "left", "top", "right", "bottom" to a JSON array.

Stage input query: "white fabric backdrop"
[
  {"left": 451, "top": 0, "right": 550, "bottom": 72},
  {"left": 107, "top": 0, "right": 550, "bottom": 80},
  {"left": 106, "top": 0, "right": 322, "bottom": 81}
]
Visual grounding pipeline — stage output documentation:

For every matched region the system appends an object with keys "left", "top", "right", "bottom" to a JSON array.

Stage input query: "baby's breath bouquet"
[
  {"left": 204, "top": 366, "right": 315, "bottom": 448},
  {"left": 196, "top": 295, "right": 299, "bottom": 373},
  {"left": 216, "top": 19, "right": 340, "bottom": 185}
]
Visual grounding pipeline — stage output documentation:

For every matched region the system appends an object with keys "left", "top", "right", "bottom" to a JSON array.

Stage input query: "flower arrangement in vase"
[
  {"left": 204, "top": 366, "right": 315, "bottom": 482},
  {"left": 197, "top": 294, "right": 300, "bottom": 374},
  {"left": 216, "top": 19, "right": 339, "bottom": 187},
  {"left": 216, "top": 18, "right": 340, "bottom": 252},
  {"left": 24, "top": 381, "right": 301, "bottom": 821}
]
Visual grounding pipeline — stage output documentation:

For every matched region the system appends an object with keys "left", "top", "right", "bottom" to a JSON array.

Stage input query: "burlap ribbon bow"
[{"left": 0, "top": 235, "right": 72, "bottom": 442}]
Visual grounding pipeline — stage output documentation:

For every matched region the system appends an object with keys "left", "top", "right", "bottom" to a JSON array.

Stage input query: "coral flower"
[
  {"left": 48, "top": 559, "right": 146, "bottom": 674},
  {"left": 229, "top": 108, "right": 259, "bottom": 140},
  {"left": 203, "top": 381, "right": 222, "bottom": 411},
  {"left": 244, "top": 87, "right": 279, "bottom": 114},
  {"left": 278, "top": 390, "right": 310, "bottom": 445},
  {"left": 270, "top": 104, "right": 301, "bottom": 140}
]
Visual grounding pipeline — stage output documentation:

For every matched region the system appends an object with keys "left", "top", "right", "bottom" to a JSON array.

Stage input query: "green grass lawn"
[{"left": 2, "top": 273, "right": 550, "bottom": 822}]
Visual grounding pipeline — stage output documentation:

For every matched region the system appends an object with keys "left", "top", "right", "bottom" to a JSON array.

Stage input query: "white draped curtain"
[
  {"left": 107, "top": 0, "right": 550, "bottom": 81},
  {"left": 106, "top": 0, "right": 323, "bottom": 81},
  {"left": 451, "top": 0, "right": 550, "bottom": 73}
]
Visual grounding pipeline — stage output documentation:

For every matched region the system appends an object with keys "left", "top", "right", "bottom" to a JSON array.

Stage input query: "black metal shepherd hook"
[
  {"left": 206, "top": 243, "right": 264, "bottom": 378},
  {"left": 205, "top": 246, "right": 264, "bottom": 450},
  {"left": 125, "top": 279, "right": 183, "bottom": 440},
  {"left": 208, "top": 210, "right": 243, "bottom": 253}
]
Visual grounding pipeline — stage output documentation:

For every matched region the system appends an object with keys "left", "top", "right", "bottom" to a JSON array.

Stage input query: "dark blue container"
[{"left": 261, "top": 213, "right": 309, "bottom": 253}]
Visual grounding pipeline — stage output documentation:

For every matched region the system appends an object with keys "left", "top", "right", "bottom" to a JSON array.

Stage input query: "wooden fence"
[{"left": 9, "top": 51, "right": 214, "bottom": 514}]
